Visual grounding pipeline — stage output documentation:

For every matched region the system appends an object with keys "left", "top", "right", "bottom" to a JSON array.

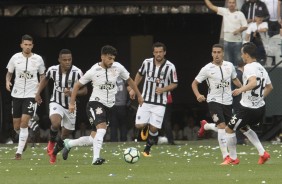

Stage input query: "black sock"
[
  {"left": 49, "top": 129, "right": 58, "bottom": 142},
  {"left": 144, "top": 134, "right": 158, "bottom": 153},
  {"left": 53, "top": 137, "right": 64, "bottom": 155}
]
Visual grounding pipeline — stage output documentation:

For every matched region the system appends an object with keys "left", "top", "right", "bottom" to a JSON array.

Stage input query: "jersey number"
[{"left": 251, "top": 77, "right": 265, "bottom": 97}]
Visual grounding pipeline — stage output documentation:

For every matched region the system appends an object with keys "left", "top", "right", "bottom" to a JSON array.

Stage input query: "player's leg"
[
  {"left": 240, "top": 106, "right": 270, "bottom": 164},
  {"left": 87, "top": 101, "right": 108, "bottom": 165},
  {"left": 143, "top": 104, "right": 165, "bottom": 156},
  {"left": 208, "top": 102, "right": 229, "bottom": 160},
  {"left": 135, "top": 103, "right": 150, "bottom": 140},
  {"left": 62, "top": 135, "right": 94, "bottom": 160}
]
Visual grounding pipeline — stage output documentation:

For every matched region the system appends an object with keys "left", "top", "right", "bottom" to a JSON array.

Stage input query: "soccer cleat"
[
  {"left": 14, "top": 153, "right": 22, "bottom": 160},
  {"left": 47, "top": 141, "right": 55, "bottom": 156},
  {"left": 142, "top": 152, "right": 152, "bottom": 157},
  {"left": 93, "top": 158, "right": 106, "bottom": 165},
  {"left": 62, "top": 139, "right": 71, "bottom": 160},
  {"left": 140, "top": 125, "right": 149, "bottom": 140},
  {"left": 198, "top": 120, "right": 207, "bottom": 138},
  {"left": 220, "top": 157, "right": 240, "bottom": 165},
  {"left": 223, "top": 155, "right": 230, "bottom": 161},
  {"left": 258, "top": 151, "right": 270, "bottom": 165},
  {"left": 49, "top": 153, "right": 57, "bottom": 164}
]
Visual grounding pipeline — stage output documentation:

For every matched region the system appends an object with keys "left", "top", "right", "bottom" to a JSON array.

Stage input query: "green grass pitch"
[{"left": 0, "top": 140, "right": 281, "bottom": 184}]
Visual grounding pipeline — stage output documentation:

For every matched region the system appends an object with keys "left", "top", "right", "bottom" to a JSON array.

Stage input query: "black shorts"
[
  {"left": 227, "top": 105, "right": 265, "bottom": 131},
  {"left": 86, "top": 101, "right": 111, "bottom": 131},
  {"left": 208, "top": 102, "right": 232, "bottom": 125},
  {"left": 12, "top": 97, "right": 36, "bottom": 118}
]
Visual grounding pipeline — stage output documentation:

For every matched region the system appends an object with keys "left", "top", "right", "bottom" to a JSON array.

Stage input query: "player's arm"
[
  {"left": 204, "top": 0, "right": 218, "bottom": 13},
  {"left": 127, "top": 77, "right": 144, "bottom": 106},
  {"left": 69, "top": 81, "right": 84, "bottom": 113},
  {"left": 232, "top": 78, "right": 242, "bottom": 88},
  {"left": 263, "top": 83, "right": 273, "bottom": 98},
  {"left": 35, "top": 76, "right": 49, "bottom": 105},
  {"left": 134, "top": 72, "right": 143, "bottom": 86},
  {"left": 5, "top": 71, "right": 13, "bottom": 92},
  {"left": 191, "top": 79, "right": 206, "bottom": 102},
  {"left": 155, "top": 83, "right": 178, "bottom": 95},
  {"left": 233, "top": 76, "right": 257, "bottom": 96}
]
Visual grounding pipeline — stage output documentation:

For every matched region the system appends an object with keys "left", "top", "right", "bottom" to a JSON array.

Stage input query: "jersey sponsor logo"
[
  {"left": 19, "top": 71, "right": 34, "bottom": 79},
  {"left": 216, "top": 80, "right": 230, "bottom": 89},
  {"left": 147, "top": 76, "right": 165, "bottom": 84},
  {"left": 99, "top": 82, "right": 115, "bottom": 90}
]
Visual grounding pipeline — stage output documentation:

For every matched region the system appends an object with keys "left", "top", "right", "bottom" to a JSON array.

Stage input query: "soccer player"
[
  {"left": 222, "top": 42, "right": 272, "bottom": 165},
  {"left": 191, "top": 44, "right": 242, "bottom": 163},
  {"left": 67, "top": 45, "right": 143, "bottom": 165},
  {"left": 6, "top": 34, "right": 46, "bottom": 160},
  {"left": 134, "top": 42, "right": 178, "bottom": 156},
  {"left": 35, "top": 49, "right": 87, "bottom": 164}
]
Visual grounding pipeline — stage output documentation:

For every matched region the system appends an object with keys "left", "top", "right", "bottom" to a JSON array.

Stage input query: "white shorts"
[
  {"left": 135, "top": 103, "right": 166, "bottom": 129},
  {"left": 49, "top": 102, "right": 76, "bottom": 130}
]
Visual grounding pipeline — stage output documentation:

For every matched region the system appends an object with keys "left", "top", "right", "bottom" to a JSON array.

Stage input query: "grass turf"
[{"left": 0, "top": 140, "right": 281, "bottom": 184}]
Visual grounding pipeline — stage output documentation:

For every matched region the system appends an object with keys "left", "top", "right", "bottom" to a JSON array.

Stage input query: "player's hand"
[
  {"left": 155, "top": 87, "right": 164, "bottom": 95},
  {"left": 196, "top": 94, "right": 206, "bottom": 102},
  {"left": 6, "top": 81, "right": 12, "bottom": 92},
  {"left": 232, "top": 88, "right": 242, "bottom": 96},
  {"left": 69, "top": 103, "right": 76, "bottom": 113},
  {"left": 35, "top": 93, "right": 42, "bottom": 105},
  {"left": 137, "top": 95, "right": 144, "bottom": 107},
  {"left": 129, "top": 89, "right": 136, "bottom": 100},
  {"left": 64, "top": 88, "right": 72, "bottom": 97}
]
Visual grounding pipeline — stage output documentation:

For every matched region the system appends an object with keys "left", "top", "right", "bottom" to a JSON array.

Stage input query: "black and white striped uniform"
[
  {"left": 46, "top": 65, "right": 83, "bottom": 109},
  {"left": 138, "top": 58, "right": 178, "bottom": 106}
]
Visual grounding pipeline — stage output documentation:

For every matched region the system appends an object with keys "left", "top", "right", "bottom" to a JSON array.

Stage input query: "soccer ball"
[{"left": 123, "top": 147, "right": 140, "bottom": 164}]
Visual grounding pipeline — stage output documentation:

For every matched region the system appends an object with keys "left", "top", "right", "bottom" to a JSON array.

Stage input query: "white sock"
[
  {"left": 69, "top": 136, "right": 92, "bottom": 148},
  {"left": 243, "top": 129, "right": 265, "bottom": 156},
  {"left": 204, "top": 123, "right": 218, "bottom": 132},
  {"left": 218, "top": 129, "right": 229, "bottom": 159},
  {"left": 16, "top": 128, "right": 28, "bottom": 154},
  {"left": 226, "top": 133, "right": 237, "bottom": 160},
  {"left": 149, "top": 130, "right": 158, "bottom": 136},
  {"left": 92, "top": 129, "right": 106, "bottom": 163}
]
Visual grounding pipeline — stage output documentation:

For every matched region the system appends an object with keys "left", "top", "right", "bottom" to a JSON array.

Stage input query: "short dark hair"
[
  {"left": 21, "top": 34, "right": 33, "bottom": 42},
  {"left": 101, "top": 45, "right": 117, "bottom": 56},
  {"left": 242, "top": 42, "right": 257, "bottom": 59},
  {"left": 152, "top": 42, "right": 166, "bottom": 52},
  {"left": 59, "top": 49, "right": 72, "bottom": 56},
  {"left": 212, "top": 44, "right": 224, "bottom": 51}
]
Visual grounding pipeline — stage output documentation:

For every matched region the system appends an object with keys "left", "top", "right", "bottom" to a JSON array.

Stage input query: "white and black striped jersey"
[
  {"left": 138, "top": 58, "right": 178, "bottom": 106},
  {"left": 240, "top": 62, "right": 271, "bottom": 108},
  {"left": 79, "top": 62, "right": 130, "bottom": 108},
  {"left": 195, "top": 61, "right": 237, "bottom": 105},
  {"left": 46, "top": 65, "right": 83, "bottom": 109},
  {"left": 6, "top": 52, "right": 45, "bottom": 98}
]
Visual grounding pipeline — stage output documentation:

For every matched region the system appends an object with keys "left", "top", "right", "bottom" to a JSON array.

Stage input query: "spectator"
[
  {"left": 241, "top": 0, "right": 270, "bottom": 24},
  {"left": 261, "top": 0, "right": 281, "bottom": 37},
  {"left": 172, "top": 123, "right": 183, "bottom": 140},
  {"left": 205, "top": 0, "right": 248, "bottom": 66},
  {"left": 109, "top": 76, "right": 129, "bottom": 142},
  {"left": 160, "top": 92, "right": 175, "bottom": 145},
  {"left": 245, "top": 11, "right": 268, "bottom": 65},
  {"left": 183, "top": 116, "right": 199, "bottom": 141}
]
